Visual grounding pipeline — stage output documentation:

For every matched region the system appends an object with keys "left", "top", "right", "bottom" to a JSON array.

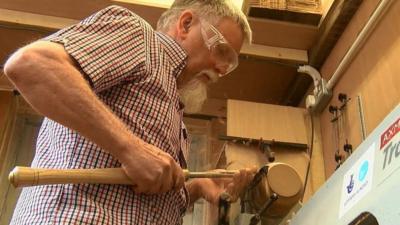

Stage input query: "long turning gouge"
[{"left": 8, "top": 166, "right": 240, "bottom": 188}]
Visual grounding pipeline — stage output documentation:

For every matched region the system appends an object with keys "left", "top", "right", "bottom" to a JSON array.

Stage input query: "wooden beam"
[
  {"left": 0, "top": 8, "right": 76, "bottom": 31},
  {"left": 248, "top": 7, "right": 322, "bottom": 26},
  {"left": 113, "top": 0, "right": 247, "bottom": 11},
  {"left": 309, "top": 0, "right": 364, "bottom": 68},
  {"left": 112, "top": 0, "right": 172, "bottom": 9},
  {"left": 248, "top": 17, "right": 318, "bottom": 50},
  {"left": 0, "top": 9, "right": 308, "bottom": 64},
  {"left": 241, "top": 43, "right": 308, "bottom": 64}
]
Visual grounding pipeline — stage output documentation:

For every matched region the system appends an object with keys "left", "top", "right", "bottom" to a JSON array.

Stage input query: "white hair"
[{"left": 157, "top": 0, "right": 252, "bottom": 44}]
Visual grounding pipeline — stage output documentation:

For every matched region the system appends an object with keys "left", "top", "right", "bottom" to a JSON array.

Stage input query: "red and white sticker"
[{"left": 380, "top": 118, "right": 400, "bottom": 150}]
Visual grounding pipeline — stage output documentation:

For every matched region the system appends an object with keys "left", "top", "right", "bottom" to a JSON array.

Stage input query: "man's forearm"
[{"left": 4, "top": 41, "right": 137, "bottom": 160}]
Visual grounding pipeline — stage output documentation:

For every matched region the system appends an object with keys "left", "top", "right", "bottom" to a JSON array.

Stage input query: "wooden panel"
[
  {"left": 249, "top": 17, "right": 318, "bottom": 49},
  {"left": 227, "top": 99, "right": 308, "bottom": 145},
  {"left": 319, "top": 0, "right": 400, "bottom": 177},
  {"left": 209, "top": 60, "right": 298, "bottom": 104},
  {"left": 248, "top": 7, "right": 321, "bottom": 26},
  {"left": 303, "top": 115, "right": 326, "bottom": 202},
  {"left": 0, "top": 114, "right": 41, "bottom": 224},
  {"left": 0, "top": 92, "right": 13, "bottom": 134},
  {"left": 241, "top": 43, "right": 308, "bottom": 64}
]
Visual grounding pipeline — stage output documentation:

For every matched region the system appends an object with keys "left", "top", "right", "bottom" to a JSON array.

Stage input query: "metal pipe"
[
  {"left": 326, "top": 0, "right": 395, "bottom": 91},
  {"left": 297, "top": 65, "right": 322, "bottom": 90}
]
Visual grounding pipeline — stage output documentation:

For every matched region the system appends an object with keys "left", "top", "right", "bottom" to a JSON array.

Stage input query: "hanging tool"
[
  {"left": 218, "top": 192, "right": 232, "bottom": 225},
  {"left": 249, "top": 193, "right": 279, "bottom": 225},
  {"left": 329, "top": 105, "right": 342, "bottom": 169}
]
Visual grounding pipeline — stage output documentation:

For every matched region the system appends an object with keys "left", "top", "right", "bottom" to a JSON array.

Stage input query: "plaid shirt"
[{"left": 11, "top": 5, "right": 190, "bottom": 225}]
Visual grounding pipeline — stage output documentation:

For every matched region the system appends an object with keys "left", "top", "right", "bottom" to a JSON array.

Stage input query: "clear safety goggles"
[{"left": 200, "top": 21, "right": 239, "bottom": 77}]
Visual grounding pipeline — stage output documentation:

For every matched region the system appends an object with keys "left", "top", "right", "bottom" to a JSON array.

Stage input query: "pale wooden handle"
[
  {"left": 9, "top": 167, "right": 240, "bottom": 188},
  {"left": 8, "top": 167, "right": 131, "bottom": 187}
]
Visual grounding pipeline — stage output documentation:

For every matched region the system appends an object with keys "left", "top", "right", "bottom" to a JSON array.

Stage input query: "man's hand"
[
  {"left": 187, "top": 168, "right": 257, "bottom": 205},
  {"left": 120, "top": 138, "right": 185, "bottom": 194}
]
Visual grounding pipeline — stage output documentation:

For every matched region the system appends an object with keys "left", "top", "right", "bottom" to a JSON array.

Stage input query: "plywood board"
[{"left": 227, "top": 100, "right": 308, "bottom": 145}]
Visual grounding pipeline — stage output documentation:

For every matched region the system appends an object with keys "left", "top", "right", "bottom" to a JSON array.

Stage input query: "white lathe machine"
[{"left": 286, "top": 104, "right": 400, "bottom": 225}]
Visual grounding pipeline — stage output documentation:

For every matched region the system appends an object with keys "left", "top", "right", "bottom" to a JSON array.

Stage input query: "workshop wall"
[
  {"left": 0, "top": 91, "right": 13, "bottom": 136},
  {"left": 0, "top": 91, "right": 15, "bottom": 171},
  {"left": 319, "top": 0, "right": 400, "bottom": 177}
]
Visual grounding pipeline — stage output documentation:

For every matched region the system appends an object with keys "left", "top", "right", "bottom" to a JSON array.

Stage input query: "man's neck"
[{"left": 176, "top": 68, "right": 192, "bottom": 89}]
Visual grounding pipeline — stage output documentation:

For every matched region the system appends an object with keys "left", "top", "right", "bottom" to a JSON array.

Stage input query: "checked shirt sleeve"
[{"left": 44, "top": 5, "right": 148, "bottom": 92}]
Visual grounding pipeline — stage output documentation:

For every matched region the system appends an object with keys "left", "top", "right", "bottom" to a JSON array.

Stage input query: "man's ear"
[{"left": 177, "top": 10, "right": 194, "bottom": 40}]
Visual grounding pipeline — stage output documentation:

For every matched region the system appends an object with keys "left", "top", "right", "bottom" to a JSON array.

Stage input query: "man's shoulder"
[
  {"left": 97, "top": 5, "right": 153, "bottom": 29},
  {"left": 99, "top": 5, "right": 139, "bottom": 18}
]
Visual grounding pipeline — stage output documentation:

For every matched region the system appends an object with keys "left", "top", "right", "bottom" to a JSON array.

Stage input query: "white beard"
[{"left": 178, "top": 70, "right": 219, "bottom": 114}]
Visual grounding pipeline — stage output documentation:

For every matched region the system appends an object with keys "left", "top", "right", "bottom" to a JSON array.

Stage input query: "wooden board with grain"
[{"left": 227, "top": 99, "right": 308, "bottom": 145}]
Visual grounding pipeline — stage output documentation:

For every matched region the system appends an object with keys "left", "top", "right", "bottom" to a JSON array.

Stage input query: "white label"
[{"left": 339, "top": 142, "right": 375, "bottom": 218}]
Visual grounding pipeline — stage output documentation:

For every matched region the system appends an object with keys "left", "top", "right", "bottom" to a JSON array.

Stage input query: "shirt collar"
[{"left": 155, "top": 31, "right": 188, "bottom": 78}]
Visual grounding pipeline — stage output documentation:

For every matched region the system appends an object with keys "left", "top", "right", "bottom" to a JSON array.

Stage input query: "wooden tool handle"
[
  {"left": 9, "top": 167, "right": 240, "bottom": 188},
  {"left": 8, "top": 167, "right": 131, "bottom": 187}
]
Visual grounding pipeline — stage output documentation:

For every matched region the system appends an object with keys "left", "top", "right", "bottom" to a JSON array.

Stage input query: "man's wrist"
[
  {"left": 113, "top": 133, "right": 141, "bottom": 163},
  {"left": 186, "top": 179, "right": 204, "bottom": 204}
]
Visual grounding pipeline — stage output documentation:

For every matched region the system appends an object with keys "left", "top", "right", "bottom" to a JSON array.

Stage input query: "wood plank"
[
  {"left": 302, "top": 114, "right": 326, "bottom": 202},
  {"left": 248, "top": 17, "right": 318, "bottom": 49},
  {"left": 0, "top": 114, "right": 41, "bottom": 224},
  {"left": 241, "top": 43, "right": 308, "bottom": 64},
  {"left": 227, "top": 99, "right": 308, "bottom": 145},
  {"left": 209, "top": 59, "right": 298, "bottom": 105},
  {"left": 248, "top": 7, "right": 321, "bottom": 26},
  {"left": 0, "top": 8, "right": 76, "bottom": 30},
  {"left": 0, "top": 92, "right": 13, "bottom": 138}
]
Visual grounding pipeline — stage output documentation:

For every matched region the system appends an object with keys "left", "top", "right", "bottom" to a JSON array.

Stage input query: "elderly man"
[{"left": 4, "top": 0, "right": 254, "bottom": 224}]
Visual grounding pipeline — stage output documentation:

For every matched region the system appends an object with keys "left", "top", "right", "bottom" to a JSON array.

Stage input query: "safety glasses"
[{"left": 200, "top": 20, "right": 239, "bottom": 77}]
